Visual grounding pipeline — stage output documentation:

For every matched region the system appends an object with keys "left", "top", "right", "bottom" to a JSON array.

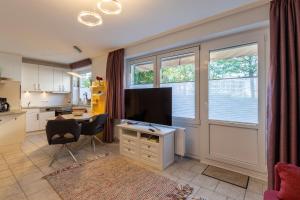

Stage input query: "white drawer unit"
[
  {"left": 140, "top": 141, "right": 159, "bottom": 154},
  {"left": 122, "top": 144, "right": 139, "bottom": 158},
  {"left": 123, "top": 134, "right": 138, "bottom": 145},
  {"left": 118, "top": 123, "right": 175, "bottom": 170},
  {"left": 141, "top": 150, "right": 159, "bottom": 164}
]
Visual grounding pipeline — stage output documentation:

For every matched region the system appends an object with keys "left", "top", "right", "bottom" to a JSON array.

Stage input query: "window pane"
[
  {"left": 79, "top": 72, "right": 92, "bottom": 105},
  {"left": 160, "top": 53, "right": 195, "bottom": 119},
  {"left": 208, "top": 43, "right": 258, "bottom": 124},
  {"left": 129, "top": 62, "right": 154, "bottom": 89}
]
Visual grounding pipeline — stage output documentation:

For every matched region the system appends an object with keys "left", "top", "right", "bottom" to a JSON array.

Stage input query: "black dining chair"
[
  {"left": 46, "top": 119, "right": 81, "bottom": 166},
  {"left": 81, "top": 114, "right": 108, "bottom": 152}
]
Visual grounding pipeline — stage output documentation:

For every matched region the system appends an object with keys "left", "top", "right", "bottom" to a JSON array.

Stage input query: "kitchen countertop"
[
  {"left": 0, "top": 110, "right": 26, "bottom": 116},
  {"left": 22, "top": 105, "right": 72, "bottom": 109}
]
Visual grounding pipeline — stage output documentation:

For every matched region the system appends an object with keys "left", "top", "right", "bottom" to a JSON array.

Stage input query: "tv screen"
[{"left": 125, "top": 88, "right": 172, "bottom": 126}]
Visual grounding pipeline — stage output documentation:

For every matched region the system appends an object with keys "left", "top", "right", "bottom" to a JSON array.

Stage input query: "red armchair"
[{"left": 264, "top": 163, "right": 300, "bottom": 200}]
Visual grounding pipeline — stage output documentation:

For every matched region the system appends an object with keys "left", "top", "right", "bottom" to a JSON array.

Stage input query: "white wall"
[
  {"left": 21, "top": 92, "right": 71, "bottom": 107},
  {"left": 92, "top": 53, "right": 108, "bottom": 80},
  {"left": 125, "top": 3, "right": 269, "bottom": 159},
  {"left": 0, "top": 52, "right": 22, "bottom": 81},
  {"left": 125, "top": 4, "right": 269, "bottom": 59}
]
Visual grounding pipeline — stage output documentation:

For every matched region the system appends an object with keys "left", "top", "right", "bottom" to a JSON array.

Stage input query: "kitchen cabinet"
[
  {"left": 53, "top": 69, "right": 71, "bottom": 93},
  {"left": 21, "top": 64, "right": 71, "bottom": 93},
  {"left": 39, "top": 111, "right": 55, "bottom": 130},
  {"left": 38, "top": 66, "right": 54, "bottom": 91},
  {"left": 22, "top": 63, "right": 39, "bottom": 91},
  {"left": 62, "top": 73, "right": 71, "bottom": 92},
  {"left": 25, "top": 109, "right": 55, "bottom": 132},
  {"left": 53, "top": 69, "right": 63, "bottom": 92},
  {"left": 0, "top": 113, "right": 26, "bottom": 153},
  {"left": 25, "top": 109, "right": 40, "bottom": 132}
]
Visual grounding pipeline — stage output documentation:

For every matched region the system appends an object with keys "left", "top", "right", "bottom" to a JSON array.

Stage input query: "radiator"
[{"left": 174, "top": 127, "right": 186, "bottom": 157}]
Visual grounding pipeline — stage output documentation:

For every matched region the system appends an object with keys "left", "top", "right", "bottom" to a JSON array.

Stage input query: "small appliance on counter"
[{"left": 0, "top": 97, "right": 10, "bottom": 112}]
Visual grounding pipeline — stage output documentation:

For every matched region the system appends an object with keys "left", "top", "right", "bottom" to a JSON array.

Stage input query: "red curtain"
[
  {"left": 267, "top": 0, "right": 300, "bottom": 189},
  {"left": 104, "top": 49, "right": 125, "bottom": 142}
]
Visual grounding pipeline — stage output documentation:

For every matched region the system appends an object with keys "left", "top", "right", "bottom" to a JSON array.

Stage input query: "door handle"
[{"left": 37, "top": 113, "right": 39, "bottom": 120}]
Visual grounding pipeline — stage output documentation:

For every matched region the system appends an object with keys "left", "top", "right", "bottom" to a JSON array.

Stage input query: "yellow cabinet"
[{"left": 91, "top": 81, "right": 107, "bottom": 114}]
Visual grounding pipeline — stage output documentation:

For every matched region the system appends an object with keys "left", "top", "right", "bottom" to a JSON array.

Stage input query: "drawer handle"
[
  {"left": 147, "top": 145, "right": 151, "bottom": 148},
  {"left": 147, "top": 155, "right": 151, "bottom": 158},
  {"left": 128, "top": 140, "right": 131, "bottom": 143},
  {"left": 128, "top": 148, "right": 131, "bottom": 151}
]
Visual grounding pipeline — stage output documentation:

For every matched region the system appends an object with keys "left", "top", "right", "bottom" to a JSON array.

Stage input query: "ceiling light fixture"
[
  {"left": 77, "top": 11, "right": 103, "bottom": 27},
  {"left": 97, "top": 0, "right": 122, "bottom": 15}
]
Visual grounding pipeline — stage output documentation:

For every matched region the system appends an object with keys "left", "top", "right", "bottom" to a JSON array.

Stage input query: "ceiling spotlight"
[
  {"left": 77, "top": 11, "right": 103, "bottom": 27},
  {"left": 97, "top": 0, "right": 122, "bottom": 15}
]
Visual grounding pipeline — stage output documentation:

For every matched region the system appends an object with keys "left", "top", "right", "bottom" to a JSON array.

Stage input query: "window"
[
  {"left": 160, "top": 53, "right": 196, "bottom": 119},
  {"left": 72, "top": 70, "right": 92, "bottom": 105},
  {"left": 127, "top": 48, "right": 199, "bottom": 122},
  {"left": 128, "top": 60, "right": 155, "bottom": 89},
  {"left": 208, "top": 43, "right": 258, "bottom": 124}
]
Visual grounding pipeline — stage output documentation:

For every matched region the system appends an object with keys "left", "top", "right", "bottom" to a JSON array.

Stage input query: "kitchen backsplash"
[{"left": 21, "top": 92, "right": 71, "bottom": 107}]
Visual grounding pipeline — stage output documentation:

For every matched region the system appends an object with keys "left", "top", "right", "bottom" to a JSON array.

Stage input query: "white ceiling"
[{"left": 0, "top": 0, "right": 257, "bottom": 64}]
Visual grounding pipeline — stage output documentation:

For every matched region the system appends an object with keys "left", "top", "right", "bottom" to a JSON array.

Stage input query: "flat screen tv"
[{"left": 125, "top": 88, "right": 172, "bottom": 126}]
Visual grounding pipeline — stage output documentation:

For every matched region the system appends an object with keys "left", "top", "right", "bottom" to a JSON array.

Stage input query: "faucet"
[{"left": 27, "top": 101, "right": 31, "bottom": 107}]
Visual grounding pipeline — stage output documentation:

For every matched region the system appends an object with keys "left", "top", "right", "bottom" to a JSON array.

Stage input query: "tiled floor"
[{"left": 0, "top": 132, "right": 266, "bottom": 200}]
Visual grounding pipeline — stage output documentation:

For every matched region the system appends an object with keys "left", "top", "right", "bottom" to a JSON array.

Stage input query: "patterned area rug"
[
  {"left": 202, "top": 166, "right": 249, "bottom": 189},
  {"left": 44, "top": 155, "right": 193, "bottom": 200}
]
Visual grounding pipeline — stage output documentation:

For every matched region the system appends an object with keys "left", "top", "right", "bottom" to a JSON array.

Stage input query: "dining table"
[{"left": 47, "top": 113, "right": 97, "bottom": 122}]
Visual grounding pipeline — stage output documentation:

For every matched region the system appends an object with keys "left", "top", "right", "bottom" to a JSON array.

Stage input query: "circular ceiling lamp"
[
  {"left": 78, "top": 11, "right": 103, "bottom": 27},
  {"left": 97, "top": 0, "right": 122, "bottom": 15}
]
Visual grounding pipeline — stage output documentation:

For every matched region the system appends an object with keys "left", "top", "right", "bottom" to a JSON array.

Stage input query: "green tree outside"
[
  {"left": 209, "top": 55, "right": 258, "bottom": 98},
  {"left": 209, "top": 55, "right": 257, "bottom": 79},
  {"left": 133, "top": 64, "right": 195, "bottom": 85}
]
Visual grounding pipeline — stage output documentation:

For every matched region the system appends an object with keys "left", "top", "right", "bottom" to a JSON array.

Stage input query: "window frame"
[
  {"left": 157, "top": 47, "right": 200, "bottom": 124},
  {"left": 200, "top": 29, "right": 266, "bottom": 130},
  {"left": 207, "top": 42, "right": 259, "bottom": 125},
  {"left": 126, "top": 56, "right": 157, "bottom": 88},
  {"left": 126, "top": 47, "right": 200, "bottom": 125},
  {"left": 71, "top": 67, "right": 92, "bottom": 106}
]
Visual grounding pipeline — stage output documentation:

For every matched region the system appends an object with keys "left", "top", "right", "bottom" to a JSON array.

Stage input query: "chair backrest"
[
  {"left": 81, "top": 114, "right": 108, "bottom": 135},
  {"left": 46, "top": 119, "right": 81, "bottom": 145}
]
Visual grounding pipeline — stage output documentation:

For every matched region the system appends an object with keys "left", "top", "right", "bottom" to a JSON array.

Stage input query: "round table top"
[{"left": 47, "top": 113, "right": 96, "bottom": 121}]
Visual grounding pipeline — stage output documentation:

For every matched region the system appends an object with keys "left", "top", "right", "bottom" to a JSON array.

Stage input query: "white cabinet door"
[
  {"left": 26, "top": 112, "right": 40, "bottom": 132},
  {"left": 38, "top": 66, "right": 54, "bottom": 91},
  {"left": 62, "top": 72, "right": 71, "bottom": 92},
  {"left": 39, "top": 111, "right": 55, "bottom": 130},
  {"left": 53, "top": 69, "right": 63, "bottom": 92},
  {"left": 22, "top": 63, "right": 39, "bottom": 91}
]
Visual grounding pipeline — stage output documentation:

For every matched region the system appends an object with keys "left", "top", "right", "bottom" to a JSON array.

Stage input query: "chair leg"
[
  {"left": 93, "top": 135, "right": 104, "bottom": 145},
  {"left": 91, "top": 137, "right": 96, "bottom": 152},
  {"left": 49, "top": 145, "right": 64, "bottom": 167},
  {"left": 65, "top": 145, "right": 78, "bottom": 163}
]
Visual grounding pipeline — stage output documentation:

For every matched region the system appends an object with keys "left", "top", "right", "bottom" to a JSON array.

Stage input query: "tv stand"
[
  {"left": 147, "top": 123, "right": 161, "bottom": 131},
  {"left": 117, "top": 123, "right": 175, "bottom": 170}
]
